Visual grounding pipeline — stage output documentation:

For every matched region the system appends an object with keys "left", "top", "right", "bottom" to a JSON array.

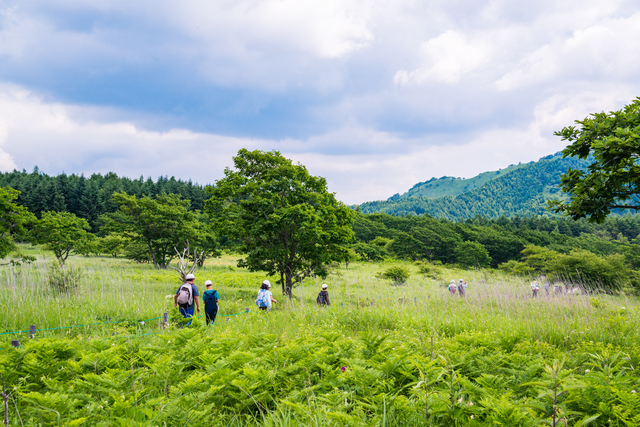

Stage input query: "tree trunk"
[
  {"left": 284, "top": 271, "right": 293, "bottom": 299},
  {"left": 280, "top": 270, "right": 285, "bottom": 295}
]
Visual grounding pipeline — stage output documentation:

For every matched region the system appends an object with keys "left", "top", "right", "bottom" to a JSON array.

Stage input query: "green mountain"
[{"left": 359, "top": 153, "right": 591, "bottom": 220}]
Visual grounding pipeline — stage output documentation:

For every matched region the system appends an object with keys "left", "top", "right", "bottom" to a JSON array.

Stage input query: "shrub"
[
  {"left": 417, "top": 261, "right": 444, "bottom": 280},
  {"left": 454, "top": 241, "right": 491, "bottom": 268},
  {"left": 381, "top": 266, "right": 410, "bottom": 285},
  {"left": 47, "top": 261, "right": 82, "bottom": 294}
]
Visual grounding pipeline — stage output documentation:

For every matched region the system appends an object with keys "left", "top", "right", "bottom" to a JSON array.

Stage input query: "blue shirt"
[{"left": 175, "top": 283, "right": 199, "bottom": 310}]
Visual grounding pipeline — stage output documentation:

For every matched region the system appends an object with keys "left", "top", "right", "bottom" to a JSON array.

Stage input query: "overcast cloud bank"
[{"left": 1, "top": 1, "right": 639, "bottom": 203}]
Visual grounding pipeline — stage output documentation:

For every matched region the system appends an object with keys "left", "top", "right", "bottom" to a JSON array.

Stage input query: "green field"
[{"left": 1, "top": 249, "right": 640, "bottom": 426}]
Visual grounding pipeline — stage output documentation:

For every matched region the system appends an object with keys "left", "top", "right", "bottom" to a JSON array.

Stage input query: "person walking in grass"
[
  {"left": 203, "top": 280, "right": 219, "bottom": 325},
  {"left": 317, "top": 283, "right": 331, "bottom": 306},
  {"left": 531, "top": 280, "right": 540, "bottom": 298},
  {"left": 448, "top": 280, "right": 457, "bottom": 295},
  {"left": 174, "top": 273, "right": 200, "bottom": 326},
  {"left": 458, "top": 279, "right": 467, "bottom": 297},
  {"left": 256, "top": 280, "right": 277, "bottom": 312},
  {"left": 544, "top": 281, "right": 551, "bottom": 296}
]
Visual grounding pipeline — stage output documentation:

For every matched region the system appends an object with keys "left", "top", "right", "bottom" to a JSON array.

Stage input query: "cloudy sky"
[{"left": 1, "top": 0, "right": 639, "bottom": 203}]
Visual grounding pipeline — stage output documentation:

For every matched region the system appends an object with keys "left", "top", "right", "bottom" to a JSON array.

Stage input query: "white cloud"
[
  {"left": 3, "top": 1, "right": 640, "bottom": 207},
  {"left": 394, "top": 31, "right": 490, "bottom": 86},
  {"left": 496, "top": 11, "right": 640, "bottom": 91}
]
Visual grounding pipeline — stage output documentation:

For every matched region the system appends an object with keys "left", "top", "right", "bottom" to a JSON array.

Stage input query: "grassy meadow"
[{"left": 1, "top": 248, "right": 640, "bottom": 425}]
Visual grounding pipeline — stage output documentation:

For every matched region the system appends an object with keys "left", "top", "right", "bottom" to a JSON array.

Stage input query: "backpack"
[
  {"left": 255, "top": 290, "right": 268, "bottom": 307},
  {"left": 316, "top": 291, "right": 327, "bottom": 305},
  {"left": 176, "top": 283, "right": 193, "bottom": 307},
  {"left": 203, "top": 290, "right": 218, "bottom": 312}
]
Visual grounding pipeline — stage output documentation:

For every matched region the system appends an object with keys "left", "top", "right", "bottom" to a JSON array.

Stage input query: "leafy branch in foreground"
[{"left": 550, "top": 97, "right": 640, "bottom": 222}]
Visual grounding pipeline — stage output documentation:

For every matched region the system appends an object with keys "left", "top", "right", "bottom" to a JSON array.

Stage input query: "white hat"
[
  {"left": 262, "top": 279, "right": 271, "bottom": 287},
  {"left": 450, "top": 280, "right": 455, "bottom": 283},
  {"left": 186, "top": 273, "right": 195, "bottom": 280},
  {"left": 204, "top": 280, "right": 213, "bottom": 286},
  {"left": 322, "top": 284, "right": 328, "bottom": 289},
  {"left": 459, "top": 279, "right": 464, "bottom": 282}
]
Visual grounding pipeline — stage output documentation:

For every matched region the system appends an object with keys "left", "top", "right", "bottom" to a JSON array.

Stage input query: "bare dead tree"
[{"left": 173, "top": 242, "right": 206, "bottom": 282}]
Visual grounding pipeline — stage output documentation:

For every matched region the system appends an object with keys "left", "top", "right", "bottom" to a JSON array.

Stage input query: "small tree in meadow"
[
  {"left": 382, "top": 266, "right": 410, "bottom": 285},
  {"left": 31, "top": 211, "right": 92, "bottom": 265}
]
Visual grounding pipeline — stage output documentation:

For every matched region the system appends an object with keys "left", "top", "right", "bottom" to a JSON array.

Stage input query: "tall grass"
[{"left": 2, "top": 251, "right": 638, "bottom": 351}]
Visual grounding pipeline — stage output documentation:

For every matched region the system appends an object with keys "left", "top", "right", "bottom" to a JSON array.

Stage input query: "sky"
[{"left": 1, "top": 0, "right": 640, "bottom": 204}]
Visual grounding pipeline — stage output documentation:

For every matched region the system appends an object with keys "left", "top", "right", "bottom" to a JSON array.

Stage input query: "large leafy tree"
[
  {"left": 550, "top": 97, "right": 640, "bottom": 222},
  {"left": 101, "top": 192, "right": 202, "bottom": 269},
  {"left": 205, "top": 149, "right": 355, "bottom": 297},
  {"left": 0, "top": 187, "right": 36, "bottom": 262},
  {"left": 31, "top": 211, "right": 92, "bottom": 264}
]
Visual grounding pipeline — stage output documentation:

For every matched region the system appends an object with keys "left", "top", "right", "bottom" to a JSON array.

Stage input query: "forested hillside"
[
  {"left": 0, "top": 168, "right": 209, "bottom": 231},
  {"left": 350, "top": 211, "right": 640, "bottom": 289},
  {"left": 360, "top": 154, "right": 591, "bottom": 220}
]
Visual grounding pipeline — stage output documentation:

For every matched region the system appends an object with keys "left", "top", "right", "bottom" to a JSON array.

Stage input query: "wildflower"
[
  {"left": 632, "top": 390, "right": 637, "bottom": 394},
  {"left": 140, "top": 321, "right": 145, "bottom": 325},
  {"left": 340, "top": 366, "right": 347, "bottom": 372},
  {"left": 585, "top": 369, "right": 590, "bottom": 373}
]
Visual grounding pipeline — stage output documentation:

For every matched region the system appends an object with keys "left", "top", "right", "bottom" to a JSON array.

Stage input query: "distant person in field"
[
  {"left": 317, "top": 283, "right": 331, "bottom": 306},
  {"left": 175, "top": 273, "right": 200, "bottom": 326},
  {"left": 544, "top": 281, "right": 551, "bottom": 296},
  {"left": 530, "top": 281, "right": 540, "bottom": 298},
  {"left": 203, "top": 280, "right": 219, "bottom": 325},
  {"left": 448, "top": 280, "right": 457, "bottom": 295},
  {"left": 256, "top": 280, "right": 277, "bottom": 312},
  {"left": 458, "top": 279, "right": 467, "bottom": 297}
]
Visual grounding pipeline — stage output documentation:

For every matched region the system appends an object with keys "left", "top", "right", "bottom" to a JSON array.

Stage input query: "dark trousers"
[{"left": 206, "top": 310, "right": 218, "bottom": 325}]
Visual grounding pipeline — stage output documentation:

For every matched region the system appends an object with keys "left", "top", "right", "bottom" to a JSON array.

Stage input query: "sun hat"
[
  {"left": 263, "top": 279, "right": 271, "bottom": 287},
  {"left": 204, "top": 280, "right": 213, "bottom": 286},
  {"left": 322, "top": 284, "right": 328, "bottom": 289},
  {"left": 186, "top": 273, "right": 195, "bottom": 280},
  {"left": 450, "top": 280, "right": 455, "bottom": 283}
]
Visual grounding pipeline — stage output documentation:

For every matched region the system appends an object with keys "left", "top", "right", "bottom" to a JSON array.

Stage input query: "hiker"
[
  {"left": 174, "top": 273, "right": 200, "bottom": 326},
  {"left": 448, "top": 280, "right": 457, "bottom": 295},
  {"left": 317, "top": 283, "right": 331, "bottom": 306},
  {"left": 458, "top": 279, "right": 467, "bottom": 297},
  {"left": 530, "top": 281, "right": 539, "bottom": 298},
  {"left": 203, "top": 280, "right": 219, "bottom": 325},
  {"left": 256, "top": 280, "right": 277, "bottom": 312},
  {"left": 544, "top": 281, "right": 551, "bottom": 296}
]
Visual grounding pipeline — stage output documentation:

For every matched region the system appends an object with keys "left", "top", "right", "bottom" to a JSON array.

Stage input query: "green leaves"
[
  {"left": 552, "top": 97, "right": 640, "bottom": 222},
  {"left": 3, "top": 329, "right": 640, "bottom": 426},
  {"left": 102, "top": 192, "right": 205, "bottom": 269},
  {"left": 0, "top": 186, "right": 36, "bottom": 260},
  {"left": 30, "top": 211, "right": 91, "bottom": 264},
  {"left": 205, "top": 149, "right": 354, "bottom": 296}
]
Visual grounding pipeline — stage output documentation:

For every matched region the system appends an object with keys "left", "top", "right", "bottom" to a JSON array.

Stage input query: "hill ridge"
[{"left": 359, "top": 153, "right": 590, "bottom": 220}]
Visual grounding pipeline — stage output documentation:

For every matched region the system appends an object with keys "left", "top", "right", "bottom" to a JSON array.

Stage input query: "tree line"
[
  {"left": 4, "top": 168, "right": 640, "bottom": 291},
  {"left": 0, "top": 168, "right": 209, "bottom": 231},
  {"left": 349, "top": 211, "right": 640, "bottom": 289},
  {"left": 0, "top": 150, "right": 354, "bottom": 297}
]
